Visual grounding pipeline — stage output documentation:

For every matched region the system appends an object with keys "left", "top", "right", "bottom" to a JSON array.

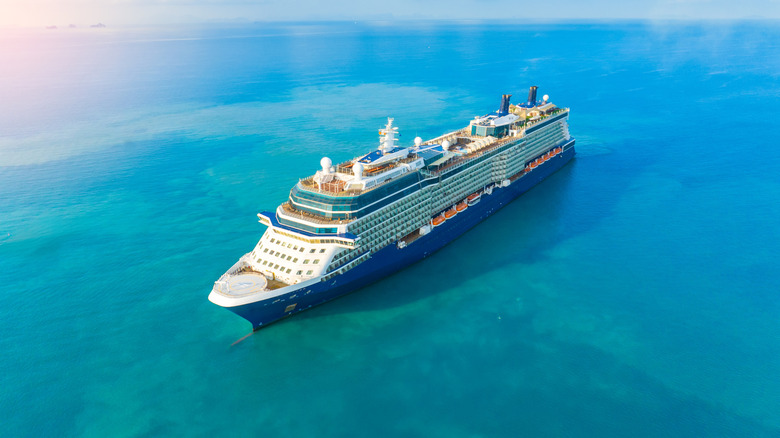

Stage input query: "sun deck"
[{"left": 298, "top": 155, "right": 420, "bottom": 196}]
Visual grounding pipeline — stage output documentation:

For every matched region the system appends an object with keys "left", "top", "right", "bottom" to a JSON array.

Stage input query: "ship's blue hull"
[{"left": 229, "top": 143, "right": 575, "bottom": 329}]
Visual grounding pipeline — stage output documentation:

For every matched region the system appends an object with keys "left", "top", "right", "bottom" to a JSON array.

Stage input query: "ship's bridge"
[{"left": 258, "top": 211, "right": 359, "bottom": 247}]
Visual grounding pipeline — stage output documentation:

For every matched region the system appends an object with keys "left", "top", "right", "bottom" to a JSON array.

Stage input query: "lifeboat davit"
[
  {"left": 431, "top": 216, "right": 445, "bottom": 227},
  {"left": 456, "top": 202, "right": 467, "bottom": 212}
]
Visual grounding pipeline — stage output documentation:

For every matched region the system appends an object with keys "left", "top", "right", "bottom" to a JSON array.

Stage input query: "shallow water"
[{"left": 1, "top": 21, "right": 779, "bottom": 436}]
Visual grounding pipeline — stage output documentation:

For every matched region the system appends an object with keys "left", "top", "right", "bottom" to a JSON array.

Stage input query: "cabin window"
[
  {"left": 310, "top": 249, "right": 316, "bottom": 253},
  {"left": 319, "top": 249, "right": 326, "bottom": 253},
  {"left": 286, "top": 256, "right": 292, "bottom": 261},
  {"left": 306, "top": 270, "right": 313, "bottom": 275},
  {"left": 293, "top": 258, "right": 298, "bottom": 263},
  {"left": 313, "top": 260, "right": 320, "bottom": 264},
  {"left": 303, "top": 260, "right": 310, "bottom": 264},
  {"left": 296, "top": 270, "right": 302, "bottom": 275},
  {"left": 286, "top": 269, "right": 291, "bottom": 274},
  {"left": 262, "top": 261, "right": 268, "bottom": 266}
]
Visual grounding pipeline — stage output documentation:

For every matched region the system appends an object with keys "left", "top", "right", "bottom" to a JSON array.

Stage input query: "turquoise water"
[{"left": 2, "top": 21, "right": 780, "bottom": 436}]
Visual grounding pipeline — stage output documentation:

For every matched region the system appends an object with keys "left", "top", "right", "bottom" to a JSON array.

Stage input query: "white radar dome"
[
  {"left": 320, "top": 157, "right": 332, "bottom": 173},
  {"left": 414, "top": 136, "right": 423, "bottom": 146},
  {"left": 442, "top": 140, "right": 451, "bottom": 151},
  {"left": 353, "top": 162, "right": 364, "bottom": 179},
  {"left": 543, "top": 94, "right": 549, "bottom": 102}
]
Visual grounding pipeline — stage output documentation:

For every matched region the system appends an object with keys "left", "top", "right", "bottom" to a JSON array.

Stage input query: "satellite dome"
[
  {"left": 442, "top": 140, "right": 451, "bottom": 151},
  {"left": 320, "top": 157, "right": 332, "bottom": 173},
  {"left": 543, "top": 94, "right": 549, "bottom": 102},
  {"left": 353, "top": 162, "right": 364, "bottom": 179},
  {"left": 414, "top": 136, "right": 423, "bottom": 146}
]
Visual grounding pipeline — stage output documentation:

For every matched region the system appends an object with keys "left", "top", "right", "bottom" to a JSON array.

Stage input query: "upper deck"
[
  {"left": 298, "top": 154, "right": 421, "bottom": 197},
  {"left": 294, "top": 106, "right": 569, "bottom": 197},
  {"left": 285, "top": 89, "right": 568, "bottom": 226}
]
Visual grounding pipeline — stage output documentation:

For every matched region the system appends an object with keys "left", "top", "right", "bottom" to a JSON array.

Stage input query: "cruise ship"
[{"left": 209, "top": 86, "right": 575, "bottom": 329}]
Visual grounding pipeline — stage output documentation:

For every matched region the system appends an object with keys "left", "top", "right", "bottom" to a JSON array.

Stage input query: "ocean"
[{"left": 1, "top": 21, "right": 779, "bottom": 437}]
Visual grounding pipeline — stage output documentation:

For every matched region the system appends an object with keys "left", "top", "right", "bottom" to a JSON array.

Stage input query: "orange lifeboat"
[
  {"left": 456, "top": 202, "right": 467, "bottom": 212},
  {"left": 467, "top": 192, "right": 481, "bottom": 202},
  {"left": 444, "top": 208, "right": 457, "bottom": 219},
  {"left": 431, "top": 216, "right": 445, "bottom": 227},
  {"left": 530, "top": 161, "right": 538, "bottom": 169}
]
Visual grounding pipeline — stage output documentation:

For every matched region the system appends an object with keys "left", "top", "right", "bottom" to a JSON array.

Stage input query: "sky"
[{"left": 0, "top": 0, "right": 779, "bottom": 28}]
